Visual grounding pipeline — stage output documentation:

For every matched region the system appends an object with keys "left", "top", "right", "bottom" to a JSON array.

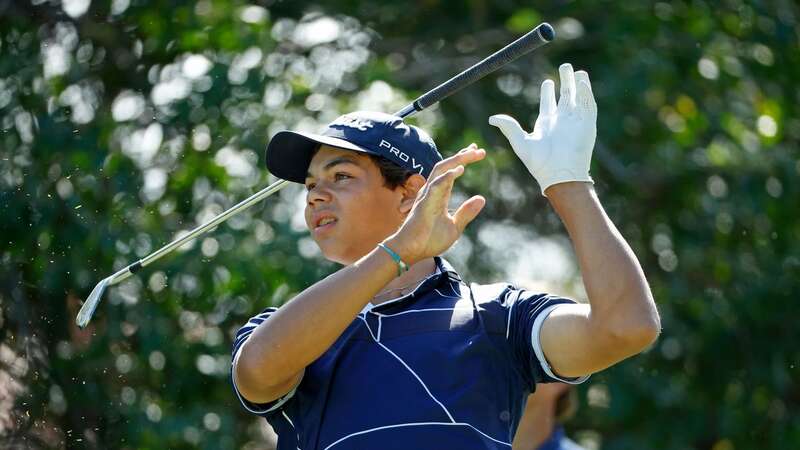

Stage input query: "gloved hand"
[{"left": 489, "top": 63, "right": 597, "bottom": 196}]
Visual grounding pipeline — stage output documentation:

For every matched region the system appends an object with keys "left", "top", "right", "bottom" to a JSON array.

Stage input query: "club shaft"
[
  {"left": 142, "top": 180, "right": 289, "bottom": 266},
  {"left": 402, "top": 23, "right": 554, "bottom": 115},
  {"left": 107, "top": 178, "right": 291, "bottom": 286}
]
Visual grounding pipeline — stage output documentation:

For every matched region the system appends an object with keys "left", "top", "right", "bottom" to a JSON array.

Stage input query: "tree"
[{"left": 1, "top": 1, "right": 797, "bottom": 448}]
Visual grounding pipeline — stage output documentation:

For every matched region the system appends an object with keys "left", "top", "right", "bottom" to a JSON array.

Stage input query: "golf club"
[{"left": 76, "top": 22, "right": 555, "bottom": 329}]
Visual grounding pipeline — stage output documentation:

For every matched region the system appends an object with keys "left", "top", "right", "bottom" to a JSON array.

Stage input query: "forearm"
[
  {"left": 547, "top": 182, "right": 660, "bottom": 341},
  {"left": 237, "top": 242, "right": 400, "bottom": 388}
]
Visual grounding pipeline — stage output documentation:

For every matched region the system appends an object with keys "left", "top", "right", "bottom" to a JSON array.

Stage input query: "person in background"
[{"left": 513, "top": 383, "right": 586, "bottom": 450}]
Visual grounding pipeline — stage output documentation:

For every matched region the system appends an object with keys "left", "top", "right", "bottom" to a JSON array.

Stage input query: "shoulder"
[
  {"left": 466, "top": 282, "right": 519, "bottom": 334},
  {"left": 236, "top": 306, "right": 280, "bottom": 332},
  {"left": 468, "top": 282, "right": 562, "bottom": 310},
  {"left": 245, "top": 306, "right": 280, "bottom": 321},
  {"left": 467, "top": 281, "right": 577, "bottom": 335},
  {"left": 468, "top": 282, "right": 515, "bottom": 306},
  {"left": 233, "top": 307, "right": 280, "bottom": 351}
]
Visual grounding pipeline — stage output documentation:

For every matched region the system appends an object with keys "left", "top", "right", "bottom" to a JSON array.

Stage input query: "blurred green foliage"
[{"left": 1, "top": 1, "right": 798, "bottom": 449}]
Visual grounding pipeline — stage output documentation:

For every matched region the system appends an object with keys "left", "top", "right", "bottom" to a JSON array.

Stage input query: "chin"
[
  {"left": 321, "top": 251, "right": 352, "bottom": 265},
  {"left": 317, "top": 242, "right": 371, "bottom": 266},
  {"left": 315, "top": 241, "right": 354, "bottom": 265}
]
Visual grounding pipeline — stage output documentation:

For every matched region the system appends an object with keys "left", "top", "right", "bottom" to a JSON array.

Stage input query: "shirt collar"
[
  {"left": 436, "top": 256, "right": 462, "bottom": 283},
  {"left": 368, "top": 256, "right": 461, "bottom": 312}
]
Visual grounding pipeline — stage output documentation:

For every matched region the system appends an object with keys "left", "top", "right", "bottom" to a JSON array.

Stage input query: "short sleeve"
[
  {"left": 230, "top": 307, "right": 302, "bottom": 417},
  {"left": 505, "top": 290, "right": 590, "bottom": 388}
]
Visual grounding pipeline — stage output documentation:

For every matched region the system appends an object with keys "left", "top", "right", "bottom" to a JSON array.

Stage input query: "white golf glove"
[{"left": 489, "top": 63, "right": 597, "bottom": 196}]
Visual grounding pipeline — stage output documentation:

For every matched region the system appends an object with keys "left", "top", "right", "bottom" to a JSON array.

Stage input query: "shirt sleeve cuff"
[
  {"left": 530, "top": 304, "right": 590, "bottom": 385},
  {"left": 231, "top": 345, "right": 303, "bottom": 415}
]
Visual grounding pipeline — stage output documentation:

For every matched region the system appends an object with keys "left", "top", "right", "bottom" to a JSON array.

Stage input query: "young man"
[{"left": 231, "top": 63, "right": 660, "bottom": 449}]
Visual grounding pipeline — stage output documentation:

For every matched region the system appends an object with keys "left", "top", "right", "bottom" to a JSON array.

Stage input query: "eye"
[
  {"left": 334, "top": 173, "right": 352, "bottom": 182},
  {"left": 305, "top": 182, "right": 316, "bottom": 191}
]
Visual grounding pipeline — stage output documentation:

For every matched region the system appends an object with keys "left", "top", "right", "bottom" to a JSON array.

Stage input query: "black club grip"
[{"left": 412, "top": 23, "right": 555, "bottom": 112}]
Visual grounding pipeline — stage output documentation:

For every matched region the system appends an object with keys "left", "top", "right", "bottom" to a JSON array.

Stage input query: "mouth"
[{"left": 314, "top": 216, "right": 338, "bottom": 231}]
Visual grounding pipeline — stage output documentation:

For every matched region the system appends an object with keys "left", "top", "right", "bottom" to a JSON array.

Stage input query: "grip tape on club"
[{"left": 412, "top": 23, "right": 554, "bottom": 112}]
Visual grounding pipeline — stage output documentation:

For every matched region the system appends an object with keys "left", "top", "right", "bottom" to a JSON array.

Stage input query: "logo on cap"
[
  {"left": 379, "top": 139, "right": 424, "bottom": 173},
  {"left": 329, "top": 115, "right": 374, "bottom": 131}
]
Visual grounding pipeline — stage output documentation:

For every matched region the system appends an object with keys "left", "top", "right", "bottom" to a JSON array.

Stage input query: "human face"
[{"left": 304, "top": 145, "right": 408, "bottom": 265}]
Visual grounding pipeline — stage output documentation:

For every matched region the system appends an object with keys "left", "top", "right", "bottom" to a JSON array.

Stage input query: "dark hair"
[
  {"left": 309, "top": 146, "right": 416, "bottom": 190},
  {"left": 366, "top": 154, "right": 416, "bottom": 189}
]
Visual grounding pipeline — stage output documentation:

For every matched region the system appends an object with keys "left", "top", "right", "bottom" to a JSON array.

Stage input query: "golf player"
[{"left": 231, "top": 63, "right": 660, "bottom": 449}]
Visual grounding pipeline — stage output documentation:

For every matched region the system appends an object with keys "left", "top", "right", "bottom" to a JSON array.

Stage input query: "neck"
[{"left": 372, "top": 257, "right": 437, "bottom": 305}]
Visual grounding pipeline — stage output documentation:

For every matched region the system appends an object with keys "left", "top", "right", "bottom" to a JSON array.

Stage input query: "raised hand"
[
  {"left": 488, "top": 63, "right": 597, "bottom": 196},
  {"left": 386, "top": 144, "right": 486, "bottom": 264}
]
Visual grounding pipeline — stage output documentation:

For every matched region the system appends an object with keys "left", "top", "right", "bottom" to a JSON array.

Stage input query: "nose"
[{"left": 306, "top": 181, "right": 332, "bottom": 207}]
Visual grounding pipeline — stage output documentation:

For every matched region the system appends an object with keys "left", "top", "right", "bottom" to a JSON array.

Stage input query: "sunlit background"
[{"left": 1, "top": 1, "right": 798, "bottom": 449}]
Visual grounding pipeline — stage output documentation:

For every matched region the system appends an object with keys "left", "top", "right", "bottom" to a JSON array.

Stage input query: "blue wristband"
[{"left": 377, "top": 243, "right": 409, "bottom": 276}]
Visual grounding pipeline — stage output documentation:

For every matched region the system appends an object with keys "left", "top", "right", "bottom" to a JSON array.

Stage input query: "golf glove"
[{"left": 489, "top": 63, "right": 597, "bottom": 196}]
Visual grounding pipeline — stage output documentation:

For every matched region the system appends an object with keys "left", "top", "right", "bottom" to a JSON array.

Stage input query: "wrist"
[
  {"left": 383, "top": 234, "right": 422, "bottom": 267},
  {"left": 537, "top": 171, "right": 593, "bottom": 197},
  {"left": 377, "top": 243, "right": 409, "bottom": 277},
  {"left": 545, "top": 181, "right": 595, "bottom": 210}
]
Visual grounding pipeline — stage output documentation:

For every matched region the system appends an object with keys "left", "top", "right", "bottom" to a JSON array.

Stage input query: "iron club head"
[{"left": 76, "top": 276, "right": 111, "bottom": 329}]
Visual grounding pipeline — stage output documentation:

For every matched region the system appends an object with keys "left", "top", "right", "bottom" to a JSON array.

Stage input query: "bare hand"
[{"left": 386, "top": 144, "right": 486, "bottom": 264}]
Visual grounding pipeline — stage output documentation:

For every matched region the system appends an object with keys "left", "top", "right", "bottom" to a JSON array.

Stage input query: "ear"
[{"left": 398, "top": 173, "right": 426, "bottom": 214}]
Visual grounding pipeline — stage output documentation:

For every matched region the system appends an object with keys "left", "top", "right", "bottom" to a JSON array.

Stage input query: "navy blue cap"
[{"left": 265, "top": 111, "right": 443, "bottom": 184}]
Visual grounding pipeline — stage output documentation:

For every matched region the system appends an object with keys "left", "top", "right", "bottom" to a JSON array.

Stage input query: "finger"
[
  {"left": 576, "top": 79, "right": 597, "bottom": 118},
  {"left": 573, "top": 70, "right": 596, "bottom": 117},
  {"left": 539, "top": 79, "right": 557, "bottom": 118},
  {"left": 558, "top": 63, "right": 576, "bottom": 111},
  {"left": 429, "top": 146, "right": 485, "bottom": 180},
  {"left": 424, "top": 165, "right": 464, "bottom": 208},
  {"left": 574, "top": 70, "right": 591, "bottom": 92},
  {"left": 488, "top": 114, "right": 527, "bottom": 148},
  {"left": 452, "top": 195, "right": 486, "bottom": 233}
]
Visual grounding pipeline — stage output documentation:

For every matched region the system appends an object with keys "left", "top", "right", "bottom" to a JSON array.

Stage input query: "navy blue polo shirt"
[{"left": 231, "top": 257, "right": 588, "bottom": 450}]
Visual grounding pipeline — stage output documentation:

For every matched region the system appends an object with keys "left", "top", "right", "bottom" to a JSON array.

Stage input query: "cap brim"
[{"left": 265, "top": 131, "right": 376, "bottom": 183}]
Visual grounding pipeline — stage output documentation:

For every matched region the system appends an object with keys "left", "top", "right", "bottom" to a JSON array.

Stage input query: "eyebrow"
[{"left": 306, "top": 155, "right": 362, "bottom": 179}]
